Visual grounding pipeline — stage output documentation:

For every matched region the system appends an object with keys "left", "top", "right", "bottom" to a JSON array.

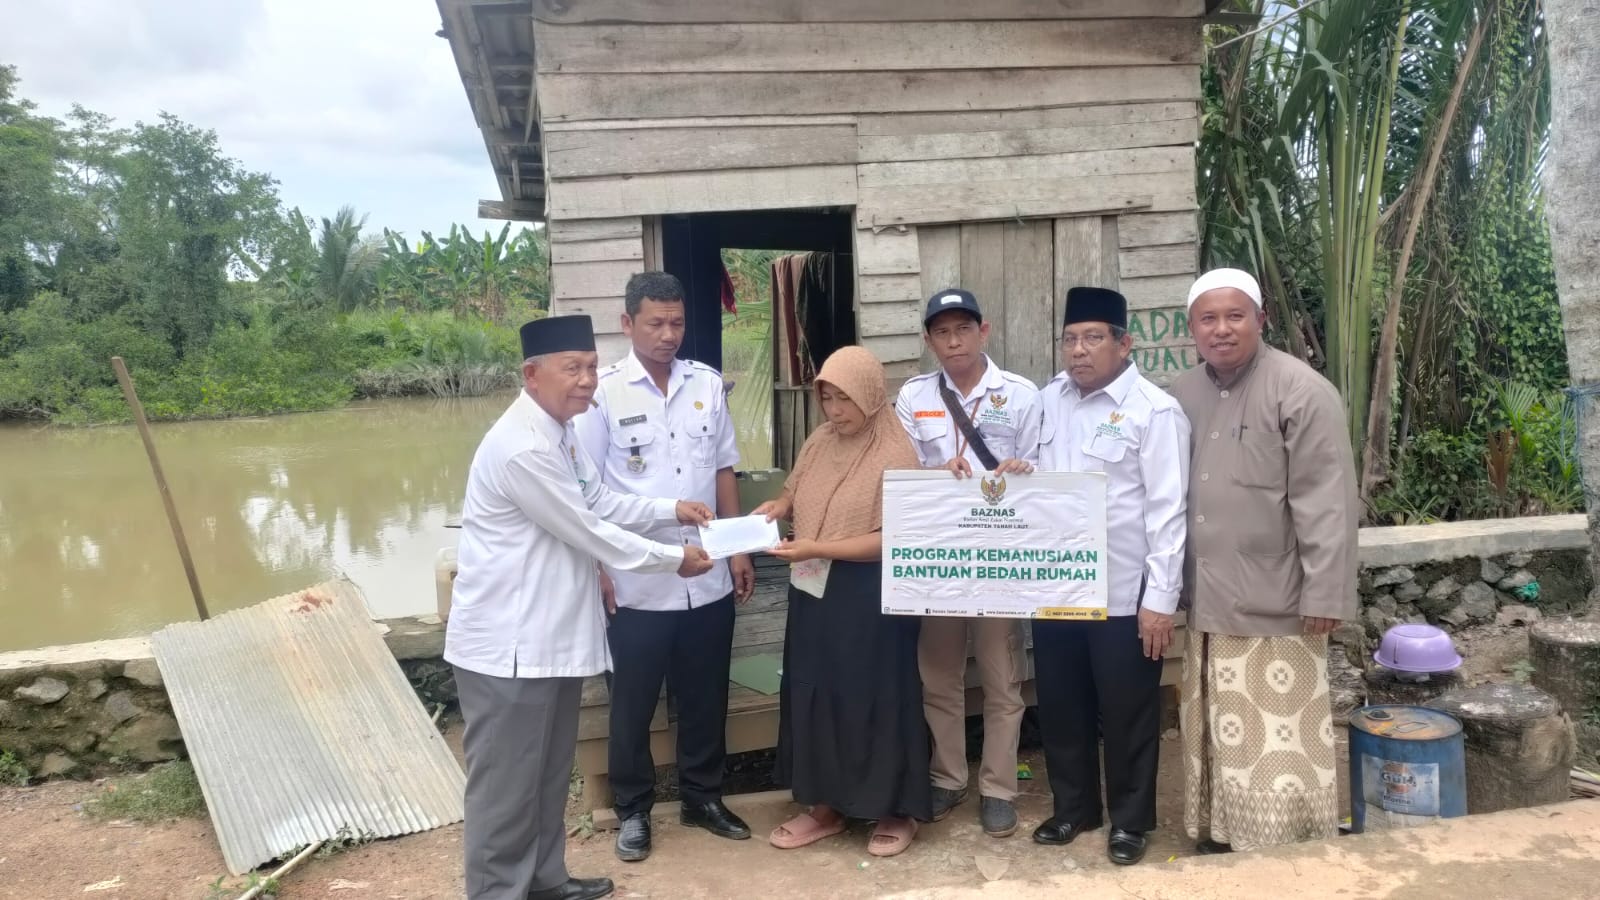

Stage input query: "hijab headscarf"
[{"left": 785, "top": 346, "right": 920, "bottom": 542}]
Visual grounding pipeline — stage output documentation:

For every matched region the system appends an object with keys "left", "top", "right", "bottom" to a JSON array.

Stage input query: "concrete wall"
[{"left": 1, "top": 514, "right": 1590, "bottom": 782}]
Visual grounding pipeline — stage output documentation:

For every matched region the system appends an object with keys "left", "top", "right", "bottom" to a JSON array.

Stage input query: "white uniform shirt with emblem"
[
  {"left": 445, "top": 390, "right": 686, "bottom": 680},
  {"left": 573, "top": 351, "right": 739, "bottom": 612},
  {"left": 1031, "top": 363, "right": 1191, "bottom": 616},
  {"left": 894, "top": 355, "right": 1044, "bottom": 470}
]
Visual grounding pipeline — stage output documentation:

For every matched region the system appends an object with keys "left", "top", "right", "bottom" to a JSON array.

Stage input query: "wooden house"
[{"left": 437, "top": 0, "right": 1208, "bottom": 816}]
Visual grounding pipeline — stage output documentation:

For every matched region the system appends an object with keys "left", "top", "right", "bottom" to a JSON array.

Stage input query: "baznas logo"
[
  {"left": 989, "top": 392, "right": 1007, "bottom": 410},
  {"left": 980, "top": 474, "right": 1007, "bottom": 505}
]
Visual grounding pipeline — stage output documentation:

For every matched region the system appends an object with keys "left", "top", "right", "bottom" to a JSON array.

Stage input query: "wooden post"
[
  {"left": 1427, "top": 683, "right": 1574, "bottom": 814},
  {"left": 111, "top": 357, "right": 209, "bottom": 621},
  {"left": 1530, "top": 619, "right": 1600, "bottom": 765}
]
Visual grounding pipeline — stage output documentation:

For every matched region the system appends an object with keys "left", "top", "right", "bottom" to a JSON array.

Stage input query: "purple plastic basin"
[{"left": 1374, "top": 624, "right": 1463, "bottom": 673}]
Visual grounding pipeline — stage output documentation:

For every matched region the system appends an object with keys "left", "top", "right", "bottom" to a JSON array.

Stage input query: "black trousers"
[
  {"left": 606, "top": 593, "right": 737, "bottom": 819},
  {"left": 1032, "top": 614, "right": 1164, "bottom": 832}
]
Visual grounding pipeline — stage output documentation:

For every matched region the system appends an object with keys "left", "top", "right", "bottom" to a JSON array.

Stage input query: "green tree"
[
  {"left": 112, "top": 113, "right": 279, "bottom": 353},
  {"left": 0, "top": 65, "right": 65, "bottom": 312}
]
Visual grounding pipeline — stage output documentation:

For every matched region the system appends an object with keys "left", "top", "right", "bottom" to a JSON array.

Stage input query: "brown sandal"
[
  {"left": 770, "top": 809, "right": 847, "bottom": 850},
  {"left": 867, "top": 816, "right": 918, "bottom": 857}
]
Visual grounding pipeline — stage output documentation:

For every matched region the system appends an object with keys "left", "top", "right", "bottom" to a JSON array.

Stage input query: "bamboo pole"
[{"left": 111, "top": 357, "right": 209, "bottom": 621}]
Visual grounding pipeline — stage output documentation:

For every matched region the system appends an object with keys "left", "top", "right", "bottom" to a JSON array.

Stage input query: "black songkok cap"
[
  {"left": 1062, "top": 287, "right": 1128, "bottom": 331},
  {"left": 520, "top": 315, "right": 596, "bottom": 359}
]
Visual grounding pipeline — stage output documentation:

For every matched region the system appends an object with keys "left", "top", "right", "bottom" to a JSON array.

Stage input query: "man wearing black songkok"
[
  {"left": 1026, "top": 288, "right": 1192, "bottom": 866},
  {"left": 447, "top": 315, "right": 716, "bottom": 900}
]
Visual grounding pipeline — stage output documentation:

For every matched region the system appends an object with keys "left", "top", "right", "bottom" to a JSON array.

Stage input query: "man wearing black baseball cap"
[{"left": 891, "top": 289, "right": 1042, "bottom": 838}]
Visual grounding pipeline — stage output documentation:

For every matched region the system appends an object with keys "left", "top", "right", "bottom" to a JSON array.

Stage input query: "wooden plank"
[
  {"left": 1122, "top": 273, "right": 1196, "bottom": 311},
  {"left": 544, "top": 125, "right": 858, "bottom": 178},
  {"left": 544, "top": 114, "right": 859, "bottom": 133},
  {"left": 1053, "top": 216, "right": 1106, "bottom": 340},
  {"left": 732, "top": 609, "right": 788, "bottom": 646},
  {"left": 553, "top": 258, "right": 644, "bottom": 300},
  {"left": 1101, "top": 216, "right": 1122, "bottom": 288},
  {"left": 1118, "top": 210, "right": 1199, "bottom": 248},
  {"left": 857, "top": 273, "right": 924, "bottom": 305},
  {"left": 536, "top": 20, "right": 1201, "bottom": 73},
  {"left": 641, "top": 215, "right": 663, "bottom": 271},
  {"left": 1126, "top": 304, "right": 1193, "bottom": 350},
  {"left": 854, "top": 227, "right": 920, "bottom": 276},
  {"left": 595, "top": 332, "right": 631, "bottom": 365},
  {"left": 549, "top": 217, "right": 643, "bottom": 242},
  {"left": 480, "top": 198, "right": 546, "bottom": 221},
  {"left": 538, "top": 67, "right": 1202, "bottom": 122},
  {"left": 858, "top": 145, "right": 1190, "bottom": 189},
  {"left": 859, "top": 299, "right": 925, "bottom": 338},
  {"left": 916, "top": 224, "right": 962, "bottom": 372},
  {"left": 859, "top": 170, "right": 1193, "bottom": 229},
  {"left": 1133, "top": 343, "right": 1201, "bottom": 384},
  {"left": 960, "top": 222, "right": 1008, "bottom": 364},
  {"left": 556, "top": 296, "right": 627, "bottom": 326},
  {"left": 1119, "top": 243, "right": 1198, "bottom": 279},
  {"left": 858, "top": 101, "right": 1195, "bottom": 137},
  {"left": 862, "top": 333, "right": 924, "bottom": 363},
  {"left": 533, "top": 0, "right": 1208, "bottom": 24},
  {"left": 1002, "top": 220, "right": 1057, "bottom": 387},
  {"left": 549, "top": 236, "right": 645, "bottom": 264},
  {"left": 859, "top": 114, "right": 1198, "bottom": 164},
  {"left": 547, "top": 165, "right": 858, "bottom": 219}
]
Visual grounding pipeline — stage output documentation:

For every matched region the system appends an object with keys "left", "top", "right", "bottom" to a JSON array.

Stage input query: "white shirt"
[
  {"left": 1032, "top": 363, "right": 1191, "bottom": 616},
  {"left": 573, "top": 351, "right": 739, "bottom": 611},
  {"left": 445, "top": 390, "right": 686, "bottom": 679},
  {"left": 894, "top": 355, "right": 1043, "bottom": 469}
]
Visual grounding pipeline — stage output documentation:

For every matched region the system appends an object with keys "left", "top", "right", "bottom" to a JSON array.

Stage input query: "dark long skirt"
[{"left": 775, "top": 560, "right": 932, "bottom": 822}]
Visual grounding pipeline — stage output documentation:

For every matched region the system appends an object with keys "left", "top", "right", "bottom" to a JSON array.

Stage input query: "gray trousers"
[{"left": 455, "top": 666, "right": 582, "bottom": 900}]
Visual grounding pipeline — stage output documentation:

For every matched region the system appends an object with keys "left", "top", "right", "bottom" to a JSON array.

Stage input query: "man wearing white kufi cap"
[{"left": 1169, "top": 268, "right": 1358, "bottom": 855}]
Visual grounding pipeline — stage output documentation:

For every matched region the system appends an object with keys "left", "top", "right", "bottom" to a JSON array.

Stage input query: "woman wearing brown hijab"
[{"left": 756, "top": 345, "right": 932, "bottom": 857}]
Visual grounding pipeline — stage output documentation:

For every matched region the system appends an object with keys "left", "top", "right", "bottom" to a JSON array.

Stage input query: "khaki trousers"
[{"left": 918, "top": 615, "right": 1027, "bottom": 801}]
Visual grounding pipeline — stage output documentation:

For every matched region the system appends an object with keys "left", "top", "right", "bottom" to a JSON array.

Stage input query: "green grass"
[
  {"left": 0, "top": 750, "right": 29, "bottom": 787},
  {"left": 84, "top": 761, "right": 206, "bottom": 822}
]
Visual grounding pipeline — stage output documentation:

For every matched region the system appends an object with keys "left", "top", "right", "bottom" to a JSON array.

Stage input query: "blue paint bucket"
[{"left": 1348, "top": 705, "right": 1467, "bottom": 833}]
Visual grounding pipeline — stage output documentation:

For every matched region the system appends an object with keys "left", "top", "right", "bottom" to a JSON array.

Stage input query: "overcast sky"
[{"left": 0, "top": 0, "right": 509, "bottom": 241}]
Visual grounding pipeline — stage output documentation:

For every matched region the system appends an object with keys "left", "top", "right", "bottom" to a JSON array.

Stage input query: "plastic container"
[
  {"left": 1374, "top": 624, "right": 1462, "bottom": 673},
  {"left": 435, "top": 546, "right": 458, "bottom": 623},
  {"left": 1348, "top": 705, "right": 1468, "bottom": 833}
]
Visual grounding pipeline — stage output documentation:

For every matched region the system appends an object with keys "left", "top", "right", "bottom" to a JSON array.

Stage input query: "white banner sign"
[{"left": 881, "top": 469, "right": 1109, "bottom": 620}]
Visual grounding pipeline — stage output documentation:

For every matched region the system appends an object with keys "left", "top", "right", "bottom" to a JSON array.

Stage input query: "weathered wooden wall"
[{"left": 532, "top": 2, "right": 1204, "bottom": 378}]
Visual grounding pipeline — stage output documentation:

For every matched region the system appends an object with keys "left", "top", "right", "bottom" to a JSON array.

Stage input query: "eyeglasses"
[{"left": 1060, "top": 332, "right": 1114, "bottom": 349}]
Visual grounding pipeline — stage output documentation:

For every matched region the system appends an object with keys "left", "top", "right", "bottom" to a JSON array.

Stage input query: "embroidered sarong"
[{"left": 1182, "top": 632, "right": 1339, "bottom": 850}]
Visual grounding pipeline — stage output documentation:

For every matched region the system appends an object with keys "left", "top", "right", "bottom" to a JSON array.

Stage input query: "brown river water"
[{"left": 0, "top": 395, "right": 509, "bottom": 652}]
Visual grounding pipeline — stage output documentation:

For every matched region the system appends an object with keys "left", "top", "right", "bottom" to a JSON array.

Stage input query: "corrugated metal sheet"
[{"left": 152, "top": 578, "right": 465, "bottom": 874}]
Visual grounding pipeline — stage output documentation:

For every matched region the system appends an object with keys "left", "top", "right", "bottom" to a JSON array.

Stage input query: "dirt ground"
[
  {"left": 0, "top": 618, "right": 1564, "bottom": 900},
  {"left": 0, "top": 722, "right": 1353, "bottom": 900}
]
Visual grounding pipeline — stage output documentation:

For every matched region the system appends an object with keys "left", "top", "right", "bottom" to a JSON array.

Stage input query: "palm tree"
[
  {"left": 1544, "top": 0, "right": 1600, "bottom": 598},
  {"left": 312, "top": 205, "right": 380, "bottom": 312}
]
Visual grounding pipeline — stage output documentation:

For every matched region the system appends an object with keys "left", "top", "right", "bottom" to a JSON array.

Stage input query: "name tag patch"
[
  {"left": 914, "top": 410, "right": 946, "bottom": 419},
  {"left": 618, "top": 414, "right": 647, "bottom": 426}
]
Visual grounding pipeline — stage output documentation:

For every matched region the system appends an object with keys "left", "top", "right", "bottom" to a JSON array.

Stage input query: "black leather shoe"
[
  {"left": 680, "top": 799, "right": 751, "bottom": 840},
  {"left": 1196, "top": 838, "right": 1234, "bottom": 855},
  {"left": 527, "top": 877, "right": 614, "bottom": 900},
  {"left": 1031, "top": 817, "right": 1100, "bottom": 846},
  {"left": 614, "top": 813, "right": 651, "bottom": 862},
  {"left": 1107, "top": 828, "right": 1148, "bottom": 865}
]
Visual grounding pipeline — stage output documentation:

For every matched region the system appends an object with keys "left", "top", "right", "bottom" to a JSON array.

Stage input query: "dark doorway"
[
  {"left": 658, "top": 208, "right": 857, "bottom": 471},
  {"left": 659, "top": 209, "right": 856, "bottom": 372}
]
